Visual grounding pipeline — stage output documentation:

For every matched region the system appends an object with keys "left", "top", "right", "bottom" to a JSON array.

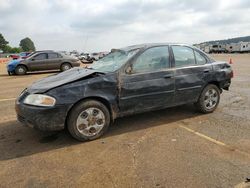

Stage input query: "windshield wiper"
[
  {"left": 85, "top": 67, "right": 106, "bottom": 74},
  {"left": 85, "top": 67, "right": 93, "bottom": 70},
  {"left": 96, "top": 72, "right": 106, "bottom": 75}
]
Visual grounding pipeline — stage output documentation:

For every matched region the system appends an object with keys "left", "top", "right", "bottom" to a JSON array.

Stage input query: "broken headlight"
[{"left": 24, "top": 94, "right": 56, "bottom": 107}]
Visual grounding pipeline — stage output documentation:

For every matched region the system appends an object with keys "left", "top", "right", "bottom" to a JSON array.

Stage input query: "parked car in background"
[
  {"left": 89, "top": 52, "right": 108, "bottom": 61},
  {"left": 9, "top": 52, "right": 31, "bottom": 60},
  {"left": 209, "top": 44, "right": 227, "bottom": 53},
  {"left": 77, "top": 53, "right": 91, "bottom": 63},
  {"left": 7, "top": 51, "right": 81, "bottom": 75},
  {"left": 89, "top": 53, "right": 100, "bottom": 61},
  {"left": 9, "top": 54, "right": 19, "bottom": 60},
  {"left": 15, "top": 43, "right": 233, "bottom": 141},
  {"left": 78, "top": 53, "right": 96, "bottom": 63}
]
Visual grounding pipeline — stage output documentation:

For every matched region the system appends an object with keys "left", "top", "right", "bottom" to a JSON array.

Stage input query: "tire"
[
  {"left": 60, "top": 63, "right": 72, "bottom": 71},
  {"left": 67, "top": 100, "right": 111, "bottom": 141},
  {"left": 8, "top": 71, "right": 15, "bottom": 76},
  {"left": 195, "top": 84, "right": 220, "bottom": 113},
  {"left": 15, "top": 65, "right": 27, "bottom": 75}
]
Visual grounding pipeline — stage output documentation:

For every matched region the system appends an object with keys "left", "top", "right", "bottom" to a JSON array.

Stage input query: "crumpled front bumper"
[
  {"left": 7, "top": 64, "right": 16, "bottom": 72},
  {"left": 15, "top": 94, "right": 70, "bottom": 131}
]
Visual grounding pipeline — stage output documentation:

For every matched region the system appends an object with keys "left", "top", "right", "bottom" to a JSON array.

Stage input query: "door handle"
[
  {"left": 163, "top": 75, "right": 173, "bottom": 79},
  {"left": 203, "top": 69, "right": 210, "bottom": 73}
]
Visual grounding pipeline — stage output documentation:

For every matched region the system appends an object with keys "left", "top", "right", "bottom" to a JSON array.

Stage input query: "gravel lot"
[{"left": 0, "top": 54, "right": 249, "bottom": 188}]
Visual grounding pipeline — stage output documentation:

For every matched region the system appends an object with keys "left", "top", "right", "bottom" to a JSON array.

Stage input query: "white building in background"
[
  {"left": 226, "top": 43, "right": 241, "bottom": 53},
  {"left": 204, "top": 45, "right": 211, "bottom": 53},
  {"left": 194, "top": 43, "right": 209, "bottom": 52},
  {"left": 240, "top": 42, "right": 250, "bottom": 52},
  {"left": 195, "top": 41, "right": 250, "bottom": 53},
  {"left": 226, "top": 42, "right": 250, "bottom": 53}
]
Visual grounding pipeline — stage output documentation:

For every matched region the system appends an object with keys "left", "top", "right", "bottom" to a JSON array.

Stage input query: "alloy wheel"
[
  {"left": 76, "top": 107, "right": 106, "bottom": 137},
  {"left": 204, "top": 88, "right": 219, "bottom": 110}
]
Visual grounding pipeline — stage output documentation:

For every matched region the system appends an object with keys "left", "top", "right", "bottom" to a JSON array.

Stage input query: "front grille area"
[
  {"left": 18, "top": 90, "right": 29, "bottom": 102},
  {"left": 17, "top": 114, "right": 26, "bottom": 123}
]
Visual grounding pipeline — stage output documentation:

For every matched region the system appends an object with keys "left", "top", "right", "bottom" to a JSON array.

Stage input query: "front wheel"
[
  {"left": 195, "top": 84, "right": 220, "bottom": 113},
  {"left": 67, "top": 100, "right": 111, "bottom": 141},
  {"left": 15, "top": 65, "right": 27, "bottom": 75}
]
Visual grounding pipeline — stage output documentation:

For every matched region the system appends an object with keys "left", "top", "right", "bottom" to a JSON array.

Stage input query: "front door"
[
  {"left": 28, "top": 53, "right": 48, "bottom": 71},
  {"left": 119, "top": 46, "right": 175, "bottom": 114}
]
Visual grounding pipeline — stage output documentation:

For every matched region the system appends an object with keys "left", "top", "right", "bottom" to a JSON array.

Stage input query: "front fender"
[{"left": 46, "top": 73, "right": 119, "bottom": 120}]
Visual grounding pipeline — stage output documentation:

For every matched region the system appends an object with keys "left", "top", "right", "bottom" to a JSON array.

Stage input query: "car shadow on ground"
[{"left": 0, "top": 104, "right": 202, "bottom": 161}]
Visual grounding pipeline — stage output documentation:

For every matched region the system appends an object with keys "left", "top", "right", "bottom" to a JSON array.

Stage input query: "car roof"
[
  {"left": 34, "top": 50, "right": 54, "bottom": 53},
  {"left": 119, "top": 43, "right": 192, "bottom": 52},
  {"left": 116, "top": 43, "right": 214, "bottom": 62},
  {"left": 30, "top": 50, "right": 56, "bottom": 55}
]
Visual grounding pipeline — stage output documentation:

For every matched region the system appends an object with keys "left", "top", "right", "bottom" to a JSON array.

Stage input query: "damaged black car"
[{"left": 16, "top": 44, "right": 233, "bottom": 141}]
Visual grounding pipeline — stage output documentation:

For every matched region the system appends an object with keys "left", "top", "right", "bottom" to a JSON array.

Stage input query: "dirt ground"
[{"left": 0, "top": 54, "right": 250, "bottom": 188}]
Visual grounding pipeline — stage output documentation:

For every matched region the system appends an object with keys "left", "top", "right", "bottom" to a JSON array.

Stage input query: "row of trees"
[{"left": 0, "top": 33, "right": 36, "bottom": 53}]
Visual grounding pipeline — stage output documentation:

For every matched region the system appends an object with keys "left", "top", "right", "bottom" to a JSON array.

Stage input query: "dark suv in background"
[{"left": 7, "top": 51, "right": 81, "bottom": 75}]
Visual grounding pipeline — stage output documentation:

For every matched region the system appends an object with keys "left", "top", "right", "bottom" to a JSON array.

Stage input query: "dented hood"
[{"left": 27, "top": 68, "right": 97, "bottom": 93}]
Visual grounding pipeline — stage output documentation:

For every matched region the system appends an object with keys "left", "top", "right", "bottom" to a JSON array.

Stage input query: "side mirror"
[{"left": 126, "top": 66, "right": 133, "bottom": 74}]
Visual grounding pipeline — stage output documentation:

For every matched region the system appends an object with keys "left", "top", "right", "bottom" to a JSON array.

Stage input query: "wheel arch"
[
  {"left": 16, "top": 63, "right": 29, "bottom": 71},
  {"left": 196, "top": 81, "right": 221, "bottom": 103},
  {"left": 60, "top": 62, "right": 72, "bottom": 67},
  {"left": 65, "top": 96, "right": 115, "bottom": 128},
  {"left": 206, "top": 81, "right": 222, "bottom": 92}
]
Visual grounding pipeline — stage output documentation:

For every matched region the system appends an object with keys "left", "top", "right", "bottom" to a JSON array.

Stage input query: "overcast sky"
[{"left": 0, "top": 0, "right": 250, "bottom": 52}]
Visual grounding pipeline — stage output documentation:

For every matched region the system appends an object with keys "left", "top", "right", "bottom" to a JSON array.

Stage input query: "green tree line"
[{"left": 0, "top": 33, "right": 36, "bottom": 53}]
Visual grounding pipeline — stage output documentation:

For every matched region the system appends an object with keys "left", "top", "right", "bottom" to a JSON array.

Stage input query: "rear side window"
[
  {"left": 172, "top": 46, "right": 195, "bottom": 68},
  {"left": 33, "top": 53, "right": 47, "bottom": 60},
  {"left": 132, "top": 46, "right": 170, "bottom": 73},
  {"left": 194, "top": 51, "right": 207, "bottom": 65},
  {"left": 48, "top": 53, "right": 59, "bottom": 59}
]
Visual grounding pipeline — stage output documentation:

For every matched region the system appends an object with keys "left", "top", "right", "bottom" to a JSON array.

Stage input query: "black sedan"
[{"left": 15, "top": 44, "right": 233, "bottom": 141}]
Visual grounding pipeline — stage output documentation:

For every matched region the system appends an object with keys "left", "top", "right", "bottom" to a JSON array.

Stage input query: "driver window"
[
  {"left": 132, "top": 46, "right": 170, "bottom": 73},
  {"left": 33, "top": 53, "right": 47, "bottom": 60}
]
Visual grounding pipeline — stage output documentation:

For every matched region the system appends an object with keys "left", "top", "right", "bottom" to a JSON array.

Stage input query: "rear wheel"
[
  {"left": 60, "top": 63, "right": 72, "bottom": 71},
  {"left": 195, "top": 84, "right": 220, "bottom": 113},
  {"left": 15, "top": 65, "right": 27, "bottom": 75},
  {"left": 67, "top": 100, "right": 111, "bottom": 141}
]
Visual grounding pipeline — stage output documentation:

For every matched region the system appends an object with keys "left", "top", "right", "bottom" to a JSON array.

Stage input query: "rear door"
[
  {"left": 27, "top": 53, "right": 48, "bottom": 71},
  {"left": 119, "top": 46, "right": 175, "bottom": 114},
  {"left": 47, "top": 52, "right": 62, "bottom": 70},
  {"left": 171, "top": 45, "right": 213, "bottom": 105}
]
